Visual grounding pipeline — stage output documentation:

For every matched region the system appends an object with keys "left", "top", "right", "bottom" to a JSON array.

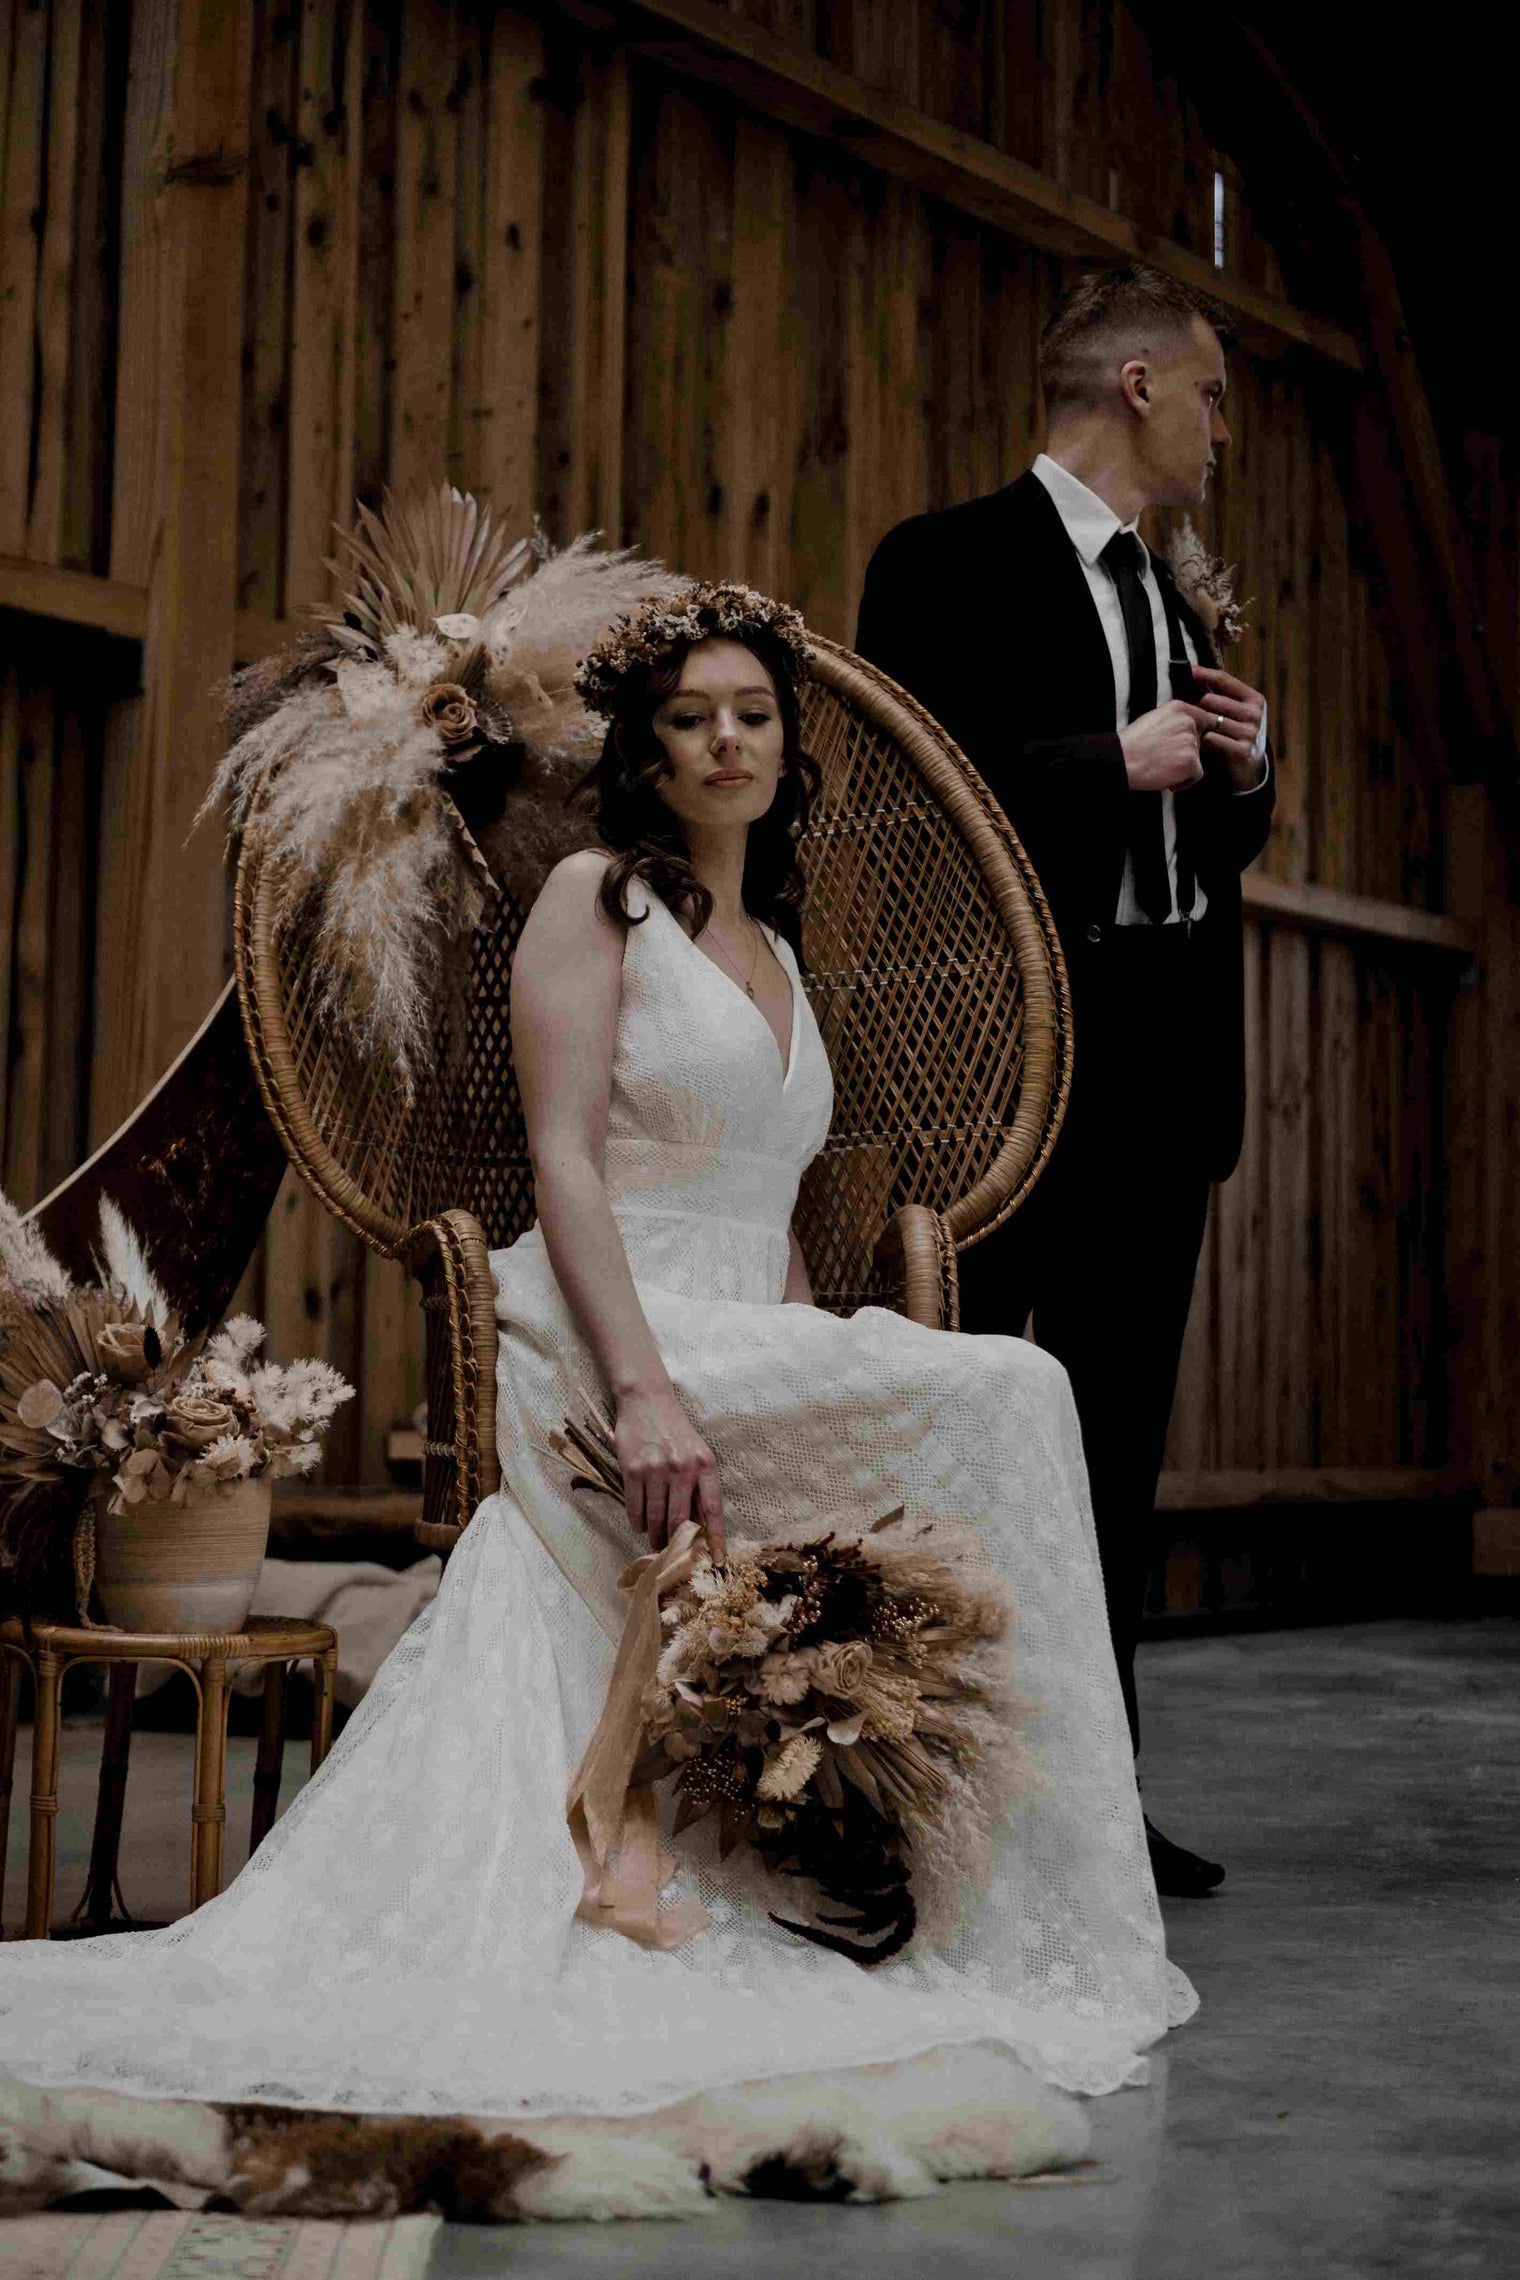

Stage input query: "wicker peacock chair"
[{"left": 233, "top": 636, "right": 1071, "bottom": 1554}]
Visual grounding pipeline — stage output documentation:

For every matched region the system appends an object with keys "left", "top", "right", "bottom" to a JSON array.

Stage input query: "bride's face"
[{"left": 649, "top": 639, "right": 786, "bottom": 837}]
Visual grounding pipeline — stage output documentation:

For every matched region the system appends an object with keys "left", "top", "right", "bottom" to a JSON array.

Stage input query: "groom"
[{"left": 855, "top": 264, "right": 1274, "bottom": 1898}]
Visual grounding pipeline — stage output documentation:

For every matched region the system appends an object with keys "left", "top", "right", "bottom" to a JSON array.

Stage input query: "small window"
[{"left": 1213, "top": 171, "right": 1226, "bottom": 268}]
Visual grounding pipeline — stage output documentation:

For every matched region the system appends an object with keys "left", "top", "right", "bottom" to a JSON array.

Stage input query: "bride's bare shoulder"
[
  {"left": 516, "top": 851, "right": 623, "bottom": 977},
  {"left": 539, "top": 847, "right": 613, "bottom": 897}
]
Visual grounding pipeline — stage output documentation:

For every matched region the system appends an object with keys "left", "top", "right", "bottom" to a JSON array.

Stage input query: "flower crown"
[{"left": 574, "top": 580, "right": 813, "bottom": 718}]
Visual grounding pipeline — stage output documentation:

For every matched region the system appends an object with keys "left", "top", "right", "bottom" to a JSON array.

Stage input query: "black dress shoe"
[{"left": 1144, "top": 1815, "right": 1225, "bottom": 1897}]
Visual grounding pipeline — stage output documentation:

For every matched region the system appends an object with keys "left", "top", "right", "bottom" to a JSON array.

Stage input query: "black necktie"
[{"left": 1101, "top": 530, "right": 1172, "bottom": 927}]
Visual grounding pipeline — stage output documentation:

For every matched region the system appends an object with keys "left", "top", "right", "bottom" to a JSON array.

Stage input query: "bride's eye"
[
  {"left": 668, "top": 710, "right": 705, "bottom": 729},
  {"left": 741, "top": 710, "right": 773, "bottom": 726}
]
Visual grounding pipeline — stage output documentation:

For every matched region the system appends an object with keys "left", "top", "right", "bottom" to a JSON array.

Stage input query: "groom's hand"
[
  {"left": 1119, "top": 701, "right": 1204, "bottom": 791},
  {"left": 1190, "top": 664, "right": 1268, "bottom": 790}
]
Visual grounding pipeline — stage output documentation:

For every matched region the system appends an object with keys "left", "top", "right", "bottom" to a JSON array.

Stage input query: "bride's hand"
[{"left": 614, "top": 1387, "right": 727, "bottom": 1560}]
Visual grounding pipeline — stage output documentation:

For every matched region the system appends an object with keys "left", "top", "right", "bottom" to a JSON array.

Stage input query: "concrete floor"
[{"left": 6, "top": 1619, "right": 1517, "bottom": 2276}]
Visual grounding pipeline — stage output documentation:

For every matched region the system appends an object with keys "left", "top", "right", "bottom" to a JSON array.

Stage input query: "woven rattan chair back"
[{"left": 235, "top": 636, "right": 1070, "bottom": 1311}]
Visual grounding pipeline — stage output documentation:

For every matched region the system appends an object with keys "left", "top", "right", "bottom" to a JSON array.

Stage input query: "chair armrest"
[
  {"left": 874, "top": 1204, "right": 959, "bottom": 1332},
  {"left": 404, "top": 1210, "right": 500, "bottom": 1556}
]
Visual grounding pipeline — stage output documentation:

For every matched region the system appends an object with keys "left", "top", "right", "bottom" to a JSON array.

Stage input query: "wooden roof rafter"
[{"left": 570, "top": 0, "right": 1364, "bottom": 373}]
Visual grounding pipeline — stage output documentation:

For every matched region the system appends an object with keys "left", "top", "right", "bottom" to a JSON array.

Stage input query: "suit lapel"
[
  {"left": 996, "top": 474, "right": 1118, "bottom": 733},
  {"left": 1151, "top": 553, "right": 1218, "bottom": 671}
]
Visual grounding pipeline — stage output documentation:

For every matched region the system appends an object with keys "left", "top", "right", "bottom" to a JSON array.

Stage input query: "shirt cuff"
[{"left": 1233, "top": 702, "right": 1270, "bottom": 793}]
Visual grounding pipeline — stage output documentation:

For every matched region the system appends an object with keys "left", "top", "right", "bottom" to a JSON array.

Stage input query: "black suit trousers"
[{"left": 957, "top": 921, "right": 1220, "bottom": 1753}]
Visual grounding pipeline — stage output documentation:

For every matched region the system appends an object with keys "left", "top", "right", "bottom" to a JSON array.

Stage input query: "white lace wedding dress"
[{"left": 0, "top": 881, "right": 1194, "bottom": 2118}]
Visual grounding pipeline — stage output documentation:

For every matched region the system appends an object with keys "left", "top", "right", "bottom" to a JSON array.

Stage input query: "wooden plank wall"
[{"left": 2, "top": 0, "right": 1515, "bottom": 1516}]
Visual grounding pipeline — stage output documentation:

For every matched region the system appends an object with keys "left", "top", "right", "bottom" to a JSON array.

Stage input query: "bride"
[{"left": 0, "top": 582, "right": 1193, "bottom": 2201}]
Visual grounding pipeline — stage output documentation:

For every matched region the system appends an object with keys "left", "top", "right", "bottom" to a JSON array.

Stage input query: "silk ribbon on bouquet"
[{"left": 565, "top": 1519, "right": 712, "bottom": 1950}]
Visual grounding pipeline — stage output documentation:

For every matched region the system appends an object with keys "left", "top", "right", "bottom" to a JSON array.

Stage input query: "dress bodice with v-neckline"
[
  {"left": 585, "top": 879, "right": 833, "bottom": 1309},
  {"left": 656, "top": 895, "right": 799, "bottom": 1089}
]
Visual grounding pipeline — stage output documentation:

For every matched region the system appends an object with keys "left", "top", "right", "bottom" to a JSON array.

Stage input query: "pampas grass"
[
  {"left": 96, "top": 1197, "right": 174, "bottom": 1324},
  {"left": 0, "top": 1192, "right": 74, "bottom": 1307},
  {"left": 203, "top": 493, "right": 690, "bottom": 1087}
]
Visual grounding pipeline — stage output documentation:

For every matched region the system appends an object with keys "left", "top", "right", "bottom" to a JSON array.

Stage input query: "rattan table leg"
[
  {"left": 310, "top": 1648, "right": 337, "bottom": 1774},
  {"left": 0, "top": 1651, "right": 22, "bottom": 1935},
  {"left": 80, "top": 1664, "right": 136, "bottom": 1930},
  {"left": 190, "top": 1656, "right": 228, "bottom": 1910},
  {"left": 250, "top": 1662, "right": 289, "bottom": 1854},
  {"left": 25, "top": 1647, "right": 65, "bottom": 1939}
]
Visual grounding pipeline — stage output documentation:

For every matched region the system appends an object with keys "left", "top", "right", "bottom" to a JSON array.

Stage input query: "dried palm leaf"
[{"left": 311, "top": 485, "right": 534, "bottom": 656}]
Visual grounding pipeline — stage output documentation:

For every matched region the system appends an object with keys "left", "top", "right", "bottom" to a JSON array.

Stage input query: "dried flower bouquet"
[
  {"left": 0, "top": 1192, "right": 352, "bottom": 1624},
  {"left": 551, "top": 1409, "right": 1036, "bottom": 1966},
  {"left": 204, "top": 486, "right": 690, "bottom": 1086}
]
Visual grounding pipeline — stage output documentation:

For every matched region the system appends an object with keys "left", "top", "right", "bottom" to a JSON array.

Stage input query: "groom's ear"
[{"left": 1119, "top": 356, "right": 1152, "bottom": 414}]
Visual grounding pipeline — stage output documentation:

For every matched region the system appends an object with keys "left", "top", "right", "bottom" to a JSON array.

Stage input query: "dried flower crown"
[{"left": 574, "top": 581, "right": 814, "bottom": 718}]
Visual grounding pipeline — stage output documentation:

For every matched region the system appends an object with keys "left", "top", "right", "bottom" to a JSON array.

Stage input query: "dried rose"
[
  {"left": 419, "top": 681, "right": 478, "bottom": 751},
  {"left": 813, "top": 1640, "right": 872, "bottom": 1696},
  {"left": 159, "top": 1394, "right": 239, "bottom": 1454},
  {"left": 17, "top": 1379, "right": 63, "bottom": 1429},
  {"left": 98, "top": 1321, "right": 156, "bottom": 1384}
]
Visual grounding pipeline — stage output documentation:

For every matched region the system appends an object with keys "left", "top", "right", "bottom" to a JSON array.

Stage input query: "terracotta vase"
[{"left": 94, "top": 1475, "right": 272, "bottom": 1633}]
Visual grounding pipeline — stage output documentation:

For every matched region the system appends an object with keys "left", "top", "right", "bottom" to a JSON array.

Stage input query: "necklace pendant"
[{"left": 746, "top": 984, "right": 755, "bottom": 999}]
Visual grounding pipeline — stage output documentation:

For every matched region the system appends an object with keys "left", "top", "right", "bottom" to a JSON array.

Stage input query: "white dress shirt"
[{"left": 1031, "top": 453, "right": 1269, "bottom": 927}]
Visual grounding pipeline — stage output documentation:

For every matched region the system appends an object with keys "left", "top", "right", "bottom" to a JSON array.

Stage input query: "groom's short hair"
[{"left": 1039, "top": 264, "right": 1233, "bottom": 415}]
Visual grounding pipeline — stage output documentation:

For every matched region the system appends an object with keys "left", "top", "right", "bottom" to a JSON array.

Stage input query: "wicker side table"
[{"left": 0, "top": 1615, "right": 338, "bottom": 1940}]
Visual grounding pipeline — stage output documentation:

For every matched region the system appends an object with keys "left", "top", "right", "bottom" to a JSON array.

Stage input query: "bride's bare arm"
[
  {"left": 782, "top": 1229, "right": 814, "bottom": 1305},
  {"left": 512, "top": 854, "right": 725, "bottom": 1556}
]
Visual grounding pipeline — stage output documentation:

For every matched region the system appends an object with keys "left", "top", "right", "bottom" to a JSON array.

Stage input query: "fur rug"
[{"left": 0, "top": 2046, "right": 1090, "bottom": 2223}]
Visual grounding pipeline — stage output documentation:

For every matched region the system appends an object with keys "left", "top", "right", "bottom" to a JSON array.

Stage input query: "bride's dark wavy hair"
[{"left": 575, "top": 627, "right": 820, "bottom": 956}]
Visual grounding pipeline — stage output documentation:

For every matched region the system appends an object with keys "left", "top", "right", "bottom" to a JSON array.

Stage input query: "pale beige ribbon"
[{"left": 565, "top": 1518, "right": 713, "bottom": 1950}]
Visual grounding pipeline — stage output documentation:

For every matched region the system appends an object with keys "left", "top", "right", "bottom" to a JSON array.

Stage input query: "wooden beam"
[
  {"left": 0, "top": 554, "right": 289, "bottom": 667},
  {"left": 606, "top": 0, "right": 1362, "bottom": 372},
  {"left": 1158, "top": 1466, "right": 1473, "bottom": 1510},
  {"left": 1242, "top": 873, "right": 1475, "bottom": 959},
  {"left": 0, "top": 556, "right": 147, "bottom": 641}
]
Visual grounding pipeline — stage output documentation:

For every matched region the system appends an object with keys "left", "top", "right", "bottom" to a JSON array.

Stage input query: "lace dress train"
[{"left": 0, "top": 881, "right": 1194, "bottom": 2118}]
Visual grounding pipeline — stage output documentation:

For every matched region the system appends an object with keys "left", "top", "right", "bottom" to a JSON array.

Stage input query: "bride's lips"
[{"left": 704, "top": 770, "right": 753, "bottom": 788}]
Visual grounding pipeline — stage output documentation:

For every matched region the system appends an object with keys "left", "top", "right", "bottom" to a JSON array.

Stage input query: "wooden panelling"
[{"left": 2, "top": 0, "right": 1516, "bottom": 1522}]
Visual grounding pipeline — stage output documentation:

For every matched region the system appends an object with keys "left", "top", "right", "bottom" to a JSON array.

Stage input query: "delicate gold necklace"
[{"left": 705, "top": 914, "right": 762, "bottom": 999}]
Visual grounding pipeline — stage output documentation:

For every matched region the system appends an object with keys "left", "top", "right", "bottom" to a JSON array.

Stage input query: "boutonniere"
[{"left": 1163, "top": 516, "right": 1251, "bottom": 645}]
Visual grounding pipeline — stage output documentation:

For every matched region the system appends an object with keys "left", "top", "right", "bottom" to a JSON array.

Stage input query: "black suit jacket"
[{"left": 855, "top": 470, "right": 1274, "bottom": 1180}]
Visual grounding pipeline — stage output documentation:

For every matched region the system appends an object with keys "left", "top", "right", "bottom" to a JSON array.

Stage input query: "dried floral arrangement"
[
  {"left": 203, "top": 487, "right": 691, "bottom": 1087},
  {"left": 574, "top": 582, "right": 813, "bottom": 719},
  {"left": 0, "top": 1192, "right": 352, "bottom": 1624},
  {"left": 552, "top": 1409, "right": 1034, "bottom": 1966},
  {"left": 1163, "top": 515, "right": 1251, "bottom": 643}
]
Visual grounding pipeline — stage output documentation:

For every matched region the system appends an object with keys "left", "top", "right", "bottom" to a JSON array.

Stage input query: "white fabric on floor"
[{"left": 0, "top": 881, "right": 1193, "bottom": 2120}]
